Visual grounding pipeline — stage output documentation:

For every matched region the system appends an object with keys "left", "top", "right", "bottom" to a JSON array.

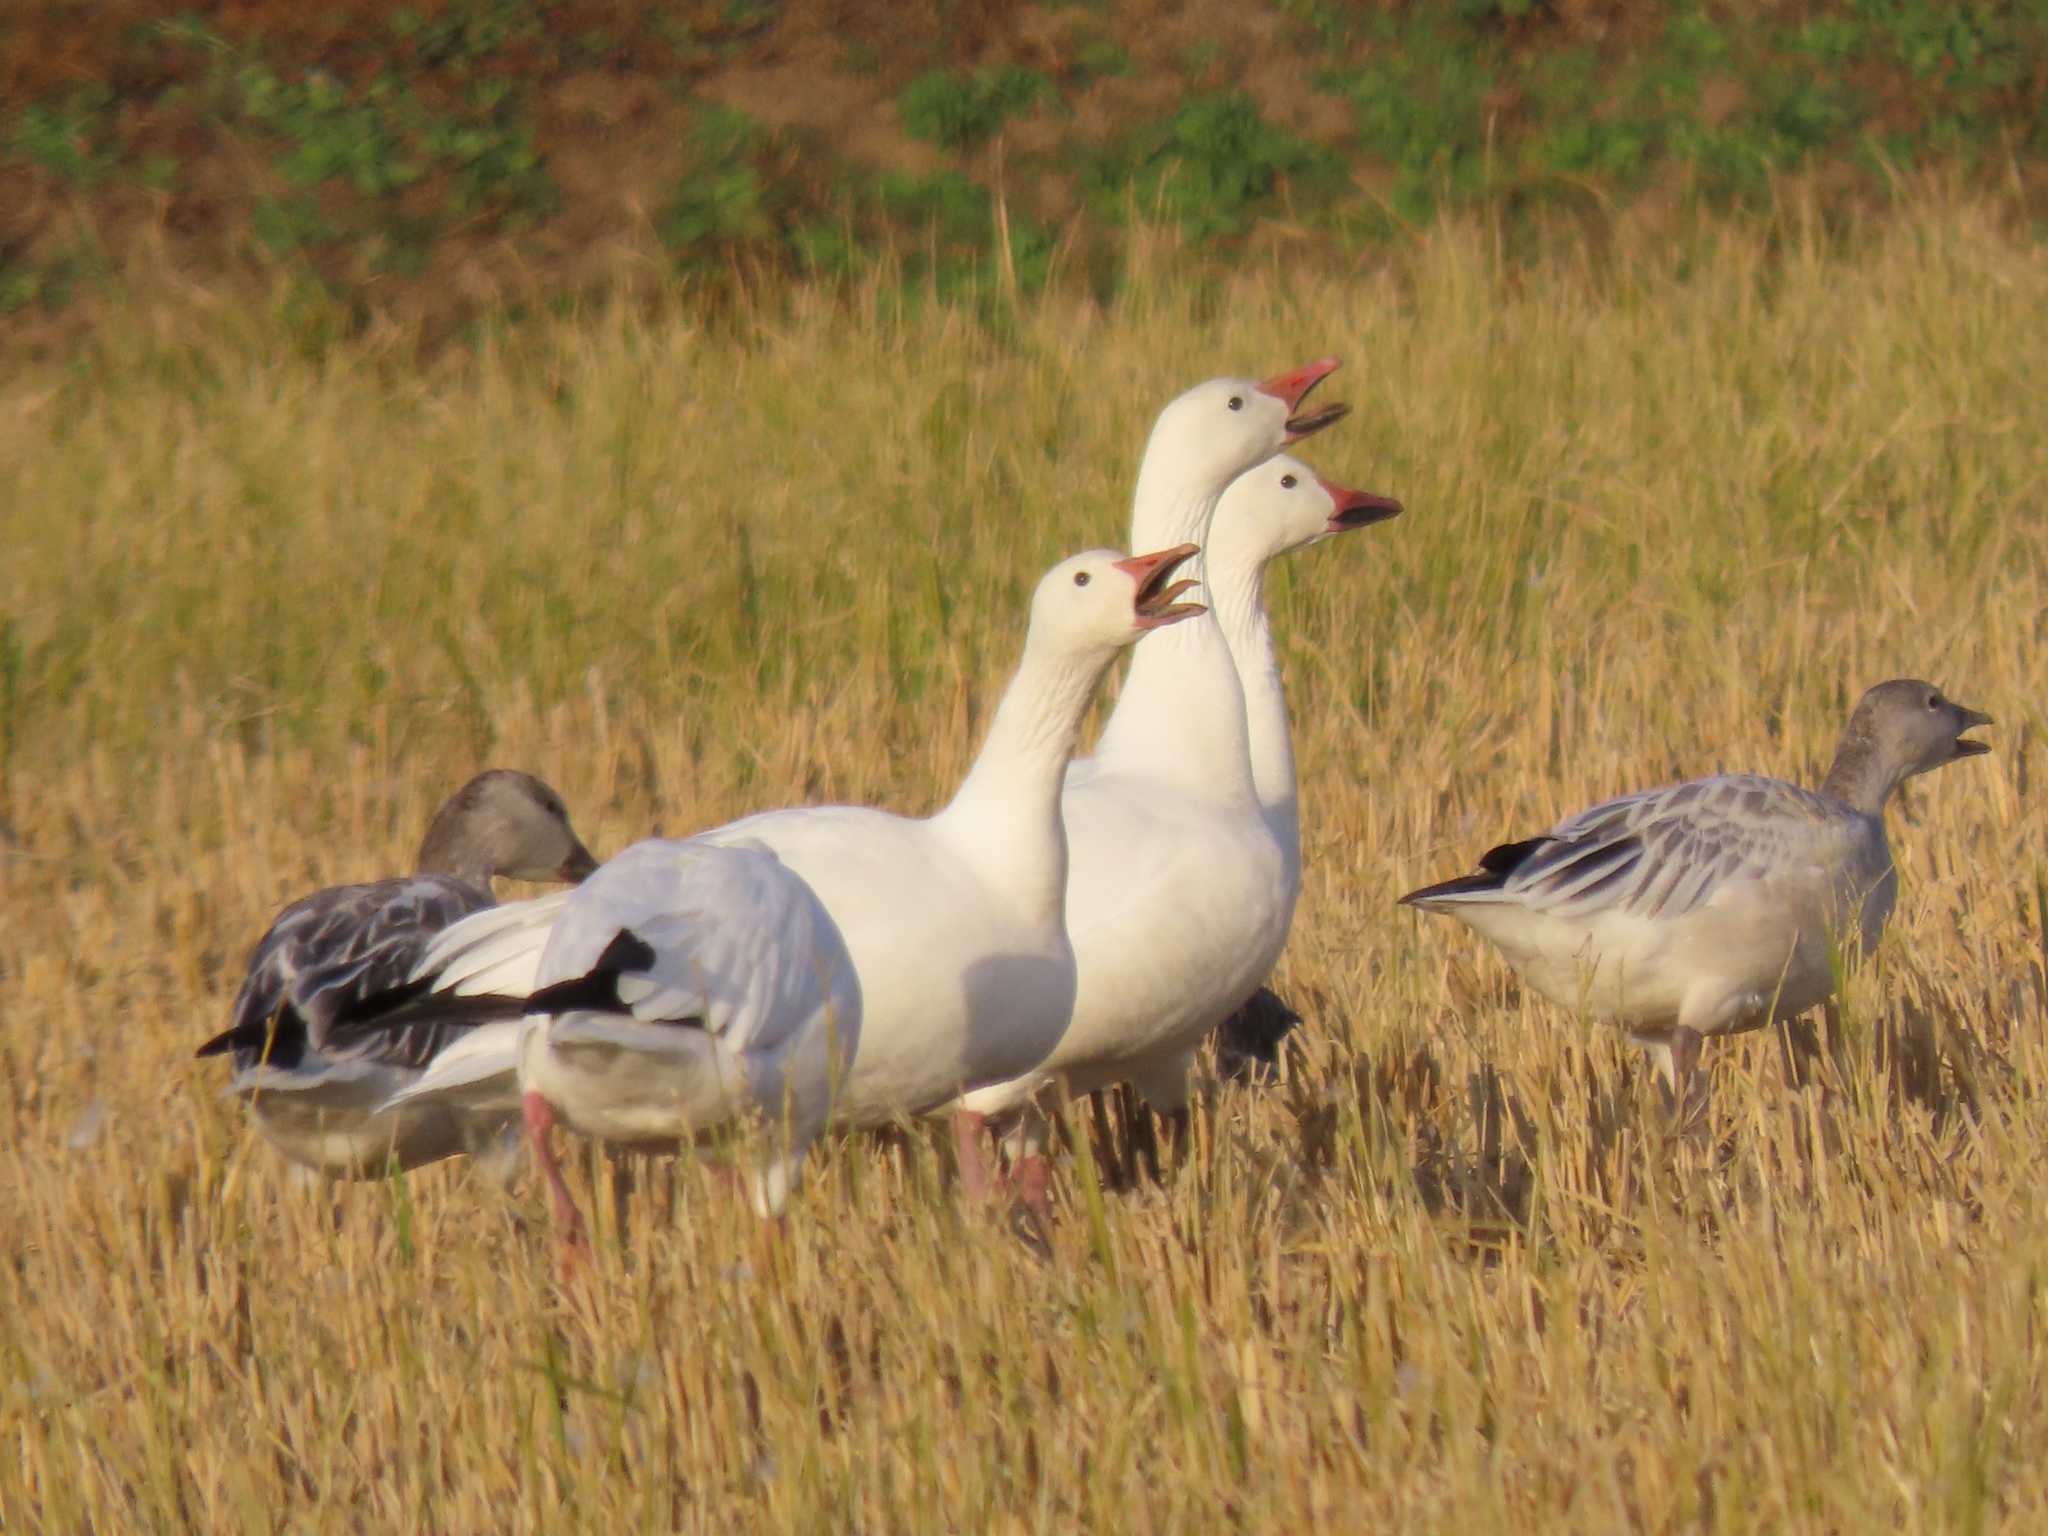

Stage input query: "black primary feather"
[
  {"left": 524, "top": 930, "right": 661, "bottom": 1019},
  {"left": 1477, "top": 836, "right": 1553, "bottom": 877}
]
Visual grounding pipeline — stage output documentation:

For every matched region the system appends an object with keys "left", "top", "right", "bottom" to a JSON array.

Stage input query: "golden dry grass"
[{"left": 4, "top": 201, "right": 2047, "bottom": 1530}]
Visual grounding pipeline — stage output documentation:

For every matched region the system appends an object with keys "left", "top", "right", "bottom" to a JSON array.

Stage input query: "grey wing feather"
[
  {"left": 223, "top": 874, "right": 496, "bottom": 1070},
  {"left": 1506, "top": 775, "right": 1836, "bottom": 922}
]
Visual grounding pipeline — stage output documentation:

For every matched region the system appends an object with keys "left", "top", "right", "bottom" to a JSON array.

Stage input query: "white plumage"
[
  {"left": 364, "top": 545, "right": 1205, "bottom": 1230},
  {"left": 961, "top": 365, "right": 1356, "bottom": 1154},
  {"left": 515, "top": 837, "right": 860, "bottom": 1221}
]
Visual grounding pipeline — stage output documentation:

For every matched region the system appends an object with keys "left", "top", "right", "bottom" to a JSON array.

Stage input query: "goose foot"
[{"left": 1635, "top": 1026, "right": 1709, "bottom": 1145}]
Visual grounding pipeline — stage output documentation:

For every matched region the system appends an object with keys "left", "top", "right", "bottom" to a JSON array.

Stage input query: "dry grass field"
[{"left": 4, "top": 199, "right": 2047, "bottom": 1529}]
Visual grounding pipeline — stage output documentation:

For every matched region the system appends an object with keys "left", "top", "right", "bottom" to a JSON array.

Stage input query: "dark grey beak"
[{"left": 560, "top": 842, "right": 601, "bottom": 882}]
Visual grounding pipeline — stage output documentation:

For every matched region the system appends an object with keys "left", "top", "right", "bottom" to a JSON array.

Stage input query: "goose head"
[
  {"left": 1853, "top": 680, "right": 1993, "bottom": 779},
  {"left": 1821, "top": 679, "right": 1993, "bottom": 814},
  {"left": 416, "top": 770, "right": 600, "bottom": 886},
  {"left": 1031, "top": 545, "right": 1205, "bottom": 661},
  {"left": 1138, "top": 359, "right": 1350, "bottom": 510},
  {"left": 1210, "top": 452, "right": 1404, "bottom": 570}
]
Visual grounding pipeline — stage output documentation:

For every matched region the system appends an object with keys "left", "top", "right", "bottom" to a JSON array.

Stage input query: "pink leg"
[
  {"left": 954, "top": 1109, "right": 999, "bottom": 1203},
  {"left": 523, "top": 1090, "right": 590, "bottom": 1261},
  {"left": 1010, "top": 1153, "right": 1052, "bottom": 1227}
]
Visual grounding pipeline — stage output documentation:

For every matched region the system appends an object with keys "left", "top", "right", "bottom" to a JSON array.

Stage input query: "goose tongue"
[
  {"left": 1319, "top": 476, "right": 1404, "bottom": 533},
  {"left": 1256, "top": 356, "right": 1350, "bottom": 441},
  {"left": 1114, "top": 543, "right": 1205, "bottom": 630}
]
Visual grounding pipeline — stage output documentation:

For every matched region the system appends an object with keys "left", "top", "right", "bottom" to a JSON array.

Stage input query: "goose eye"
[
  {"left": 1073, "top": 571, "right": 1091, "bottom": 587},
  {"left": 1227, "top": 395, "right": 1244, "bottom": 411},
  {"left": 1280, "top": 474, "right": 1297, "bottom": 489},
  {"left": 1926, "top": 693, "right": 1941, "bottom": 710}
]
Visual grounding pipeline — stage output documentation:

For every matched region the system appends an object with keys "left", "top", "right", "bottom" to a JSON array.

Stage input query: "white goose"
[
  {"left": 957, "top": 363, "right": 1355, "bottom": 1188},
  {"left": 1401, "top": 680, "right": 1992, "bottom": 1088},
  {"left": 358, "top": 545, "right": 1207, "bottom": 1208},
  {"left": 196, "top": 770, "right": 596, "bottom": 1175},
  {"left": 1208, "top": 455, "right": 1404, "bottom": 924},
  {"left": 512, "top": 838, "right": 860, "bottom": 1241},
  {"left": 1204, "top": 454, "right": 1404, "bottom": 1075}
]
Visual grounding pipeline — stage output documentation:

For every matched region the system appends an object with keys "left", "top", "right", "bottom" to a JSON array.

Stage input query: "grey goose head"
[
  {"left": 415, "top": 770, "right": 599, "bottom": 888},
  {"left": 1822, "top": 679, "right": 1992, "bottom": 815}
]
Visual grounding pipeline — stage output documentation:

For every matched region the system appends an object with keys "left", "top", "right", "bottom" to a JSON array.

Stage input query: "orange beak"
[
  {"left": 1255, "top": 356, "right": 1350, "bottom": 441},
  {"left": 1113, "top": 543, "right": 1205, "bottom": 630}
]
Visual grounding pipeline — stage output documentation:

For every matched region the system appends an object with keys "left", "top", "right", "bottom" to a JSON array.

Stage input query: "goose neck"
[
  {"left": 1820, "top": 732, "right": 1902, "bottom": 818},
  {"left": 1206, "top": 553, "right": 1299, "bottom": 860},
  {"left": 414, "top": 829, "right": 492, "bottom": 889},
  {"left": 1130, "top": 473, "right": 1223, "bottom": 555},
  {"left": 938, "top": 636, "right": 1112, "bottom": 907},
  {"left": 1093, "top": 606, "right": 1259, "bottom": 805}
]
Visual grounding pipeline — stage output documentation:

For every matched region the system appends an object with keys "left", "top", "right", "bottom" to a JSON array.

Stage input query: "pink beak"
[
  {"left": 1113, "top": 543, "right": 1205, "bottom": 630},
  {"left": 1255, "top": 357, "right": 1350, "bottom": 442},
  {"left": 1318, "top": 475, "right": 1404, "bottom": 533}
]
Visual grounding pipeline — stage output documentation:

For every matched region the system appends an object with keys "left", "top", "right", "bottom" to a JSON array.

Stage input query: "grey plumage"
[
  {"left": 1444, "top": 775, "right": 1852, "bottom": 926},
  {"left": 199, "top": 769, "right": 596, "bottom": 1176},
  {"left": 1401, "top": 680, "right": 1991, "bottom": 1088},
  {"left": 200, "top": 874, "right": 499, "bottom": 1074}
]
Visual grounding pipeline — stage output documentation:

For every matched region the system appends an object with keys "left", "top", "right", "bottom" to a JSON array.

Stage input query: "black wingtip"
[
  {"left": 1400, "top": 872, "right": 1503, "bottom": 906},
  {"left": 525, "top": 928, "right": 657, "bottom": 1019},
  {"left": 195, "top": 1012, "right": 308, "bottom": 1070},
  {"left": 598, "top": 928, "right": 658, "bottom": 976},
  {"left": 324, "top": 976, "right": 528, "bottom": 1059},
  {"left": 1400, "top": 835, "right": 1551, "bottom": 906},
  {"left": 193, "top": 1026, "right": 244, "bottom": 1060},
  {"left": 1477, "top": 836, "right": 1551, "bottom": 877}
]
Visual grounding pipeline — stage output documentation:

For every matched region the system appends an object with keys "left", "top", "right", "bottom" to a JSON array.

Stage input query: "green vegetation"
[
  {"left": 1098, "top": 94, "right": 1342, "bottom": 237},
  {"left": 198, "top": 30, "right": 558, "bottom": 260},
  {"left": 9, "top": 86, "right": 119, "bottom": 186},
  {"left": 659, "top": 103, "right": 793, "bottom": 267},
  {"left": 897, "top": 66, "right": 1051, "bottom": 150},
  {"left": 656, "top": 107, "right": 1053, "bottom": 310},
  {"left": 0, "top": 1, "right": 2043, "bottom": 332}
]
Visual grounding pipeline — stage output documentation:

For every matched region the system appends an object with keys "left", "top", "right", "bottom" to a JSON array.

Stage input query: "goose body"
[
  {"left": 513, "top": 837, "right": 860, "bottom": 1218},
  {"left": 381, "top": 807, "right": 1053, "bottom": 1130},
  {"left": 1201, "top": 454, "right": 1403, "bottom": 1074},
  {"left": 961, "top": 372, "right": 1364, "bottom": 1127},
  {"left": 1402, "top": 680, "right": 1992, "bottom": 1085},
  {"left": 196, "top": 770, "right": 595, "bottom": 1175}
]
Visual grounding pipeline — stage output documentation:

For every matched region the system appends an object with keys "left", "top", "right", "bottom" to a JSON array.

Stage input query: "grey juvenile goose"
[
  {"left": 1400, "top": 680, "right": 1991, "bottom": 1088},
  {"left": 197, "top": 769, "right": 598, "bottom": 1176}
]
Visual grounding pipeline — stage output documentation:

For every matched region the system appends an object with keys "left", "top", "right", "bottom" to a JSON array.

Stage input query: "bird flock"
[{"left": 200, "top": 358, "right": 1993, "bottom": 1258}]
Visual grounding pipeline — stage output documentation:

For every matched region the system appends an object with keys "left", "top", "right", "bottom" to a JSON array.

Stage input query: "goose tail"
[{"left": 1399, "top": 836, "right": 1552, "bottom": 909}]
